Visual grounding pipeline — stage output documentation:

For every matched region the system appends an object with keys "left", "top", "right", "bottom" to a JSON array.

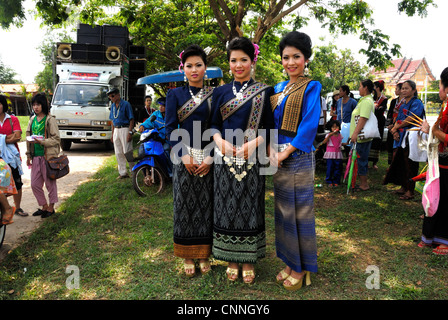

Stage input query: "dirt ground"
[{"left": 0, "top": 141, "right": 113, "bottom": 261}]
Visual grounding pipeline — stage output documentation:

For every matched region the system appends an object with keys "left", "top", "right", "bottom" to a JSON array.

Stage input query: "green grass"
[
  {"left": 1, "top": 150, "right": 447, "bottom": 300},
  {"left": 17, "top": 116, "right": 30, "bottom": 142}
]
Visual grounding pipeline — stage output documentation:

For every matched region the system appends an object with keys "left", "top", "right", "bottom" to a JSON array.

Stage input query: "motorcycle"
[{"left": 129, "top": 128, "right": 172, "bottom": 196}]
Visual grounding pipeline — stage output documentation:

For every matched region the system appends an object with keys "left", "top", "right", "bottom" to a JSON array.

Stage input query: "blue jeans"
[{"left": 355, "top": 141, "right": 372, "bottom": 176}]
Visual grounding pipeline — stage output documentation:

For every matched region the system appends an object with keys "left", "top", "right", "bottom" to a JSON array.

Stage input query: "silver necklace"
[
  {"left": 232, "top": 81, "right": 249, "bottom": 100},
  {"left": 277, "top": 81, "right": 297, "bottom": 106},
  {"left": 189, "top": 86, "right": 203, "bottom": 105}
]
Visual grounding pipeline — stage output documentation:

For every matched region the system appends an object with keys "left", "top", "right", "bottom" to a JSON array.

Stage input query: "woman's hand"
[
  {"left": 213, "top": 134, "right": 236, "bottom": 157},
  {"left": 181, "top": 154, "right": 198, "bottom": 175},
  {"left": 26, "top": 157, "right": 32, "bottom": 167},
  {"left": 419, "top": 119, "right": 430, "bottom": 134},
  {"left": 235, "top": 139, "right": 258, "bottom": 160}
]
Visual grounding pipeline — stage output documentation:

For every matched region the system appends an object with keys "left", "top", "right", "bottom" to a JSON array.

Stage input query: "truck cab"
[{"left": 51, "top": 64, "right": 124, "bottom": 150}]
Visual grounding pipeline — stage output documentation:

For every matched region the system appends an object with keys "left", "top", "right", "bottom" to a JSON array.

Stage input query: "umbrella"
[{"left": 345, "top": 143, "right": 359, "bottom": 194}]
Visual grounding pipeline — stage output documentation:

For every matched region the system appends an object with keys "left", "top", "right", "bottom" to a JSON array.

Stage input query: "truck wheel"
[
  {"left": 132, "top": 165, "right": 164, "bottom": 196},
  {"left": 0, "top": 225, "right": 6, "bottom": 248},
  {"left": 61, "top": 140, "right": 72, "bottom": 151}
]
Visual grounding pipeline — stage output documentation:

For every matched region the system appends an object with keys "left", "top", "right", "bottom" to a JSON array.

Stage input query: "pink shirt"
[{"left": 323, "top": 133, "right": 343, "bottom": 159}]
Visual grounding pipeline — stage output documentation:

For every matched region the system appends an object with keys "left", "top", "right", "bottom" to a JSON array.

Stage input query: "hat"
[
  {"left": 157, "top": 97, "right": 166, "bottom": 105},
  {"left": 107, "top": 88, "right": 119, "bottom": 95},
  {"left": 333, "top": 90, "right": 339, "bottom": 96}
]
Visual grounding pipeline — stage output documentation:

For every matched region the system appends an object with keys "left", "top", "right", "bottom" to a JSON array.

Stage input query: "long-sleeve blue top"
[
  {"left": 165, "top": 85, "right": 214, "bottom": 157},
  {"left": 394, "top": 96, "right": 425, "bottom": 149},
  {"left": 336, "top": 97, "right": 357, "bottom": 123},
  {"left": 210, "top": 79, "right": 274, "bottom": 146},
  {"left": 273, "top": 80, "right": 322, "bottom": 153},
  {"left": 140, "top": 110, "right": 166, "bottom": 139}
]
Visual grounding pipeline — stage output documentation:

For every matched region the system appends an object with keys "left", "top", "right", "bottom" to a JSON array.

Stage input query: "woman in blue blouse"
[
  {"left": 269, "top": 31, "right": 321, "bottom": 291},
  {"left": 383, "top": 80, "right": 425, "bottom": 200},
  {"left": 210, "top": 37, "right": 273, "bottom": 284},
  {"left": 165, "top": 45, "right": 215, "bottom": 278}
]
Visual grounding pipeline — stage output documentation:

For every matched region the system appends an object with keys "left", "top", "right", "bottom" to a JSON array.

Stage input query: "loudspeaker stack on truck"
[{"left": 51, "top": 24, "right": 146, "bottom": 151}]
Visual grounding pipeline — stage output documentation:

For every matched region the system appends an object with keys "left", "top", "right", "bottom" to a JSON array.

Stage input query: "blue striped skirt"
[{"left": 273, "top": 152, "right": 318, "bottom": 273}]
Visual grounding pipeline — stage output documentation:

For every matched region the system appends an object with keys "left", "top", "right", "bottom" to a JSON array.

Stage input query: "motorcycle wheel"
[
  {"left": 132, "top": 165, "right": 164, "bottom": 196},
  {"left": 0, "top": 224, "right": 5, "bottom": 248}
]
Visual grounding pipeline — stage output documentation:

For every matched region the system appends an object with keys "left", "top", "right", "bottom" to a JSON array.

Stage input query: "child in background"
[{"left": 323, "top": 120, "right": 343, "bottom": 187}]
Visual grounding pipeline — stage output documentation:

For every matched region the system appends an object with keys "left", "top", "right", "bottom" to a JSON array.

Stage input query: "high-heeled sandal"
[
  {"left": 226, "top": 267, "right": 239, "bottom": 281},
  {"left": 276, "top": 269, "right": 290, "bottom": 284},
  {"left": 1, "top": 207, "right": 15, "bottom": 225},
  {"left": 184, "top": 262, "right": 196, "bottom": 278},
  {"left": 199, "top": 260, "right": 211, "bottom": 275},
  {"left": 283, "top": 271, "right": 311, "bottom": 291},
  {"left": 242, "top": 269, "right": 255, "bottom": 284}
]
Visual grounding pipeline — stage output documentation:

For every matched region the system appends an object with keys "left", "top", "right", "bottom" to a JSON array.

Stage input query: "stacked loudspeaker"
[{"left": 56, "top": 24, "right": 146, "bottom": 65}]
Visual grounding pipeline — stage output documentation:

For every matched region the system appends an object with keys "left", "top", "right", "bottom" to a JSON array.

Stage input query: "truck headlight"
[{"left": 57, "top": 119, "right": 68, "bottom": 125}]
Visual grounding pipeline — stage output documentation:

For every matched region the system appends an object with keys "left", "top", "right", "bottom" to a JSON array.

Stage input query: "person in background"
[
  {"left": 0, "top": 159, "right": 17, "bottom": 225},
  {"left": 349, "top": 79, "right": 375, "bottom": 191},
  {"left": 139, "top": 97, "right": 166, "bottom": 137},
  {"left": 318, "top": 96, "right": 327, "bottom": 133},
  {"left": 108, "top": 88, "right": 135, "bottom": 179},
  {"left": 337, "top": 85, "right": 357, "bottom": 154},
  {"left": 369, "top": 80, "right": 388, "bottom": 170},
  {"left": 25, "top": 93, "right": 61, "bottom": 218},
  {"left": 143, "top": 95, "right": 154, "bottom": 122},
  {"left": 0, "top": 95, "right": 26, "bottom": 217},
  {"left": 270, "top": 31, "right": 321, "bottom": 291},
  {"left": 418, "top": 66, "right": 448, "bottom": 255},
  {"left": 322, "top": 119, "right": 343, "bottom": 187},
  {"left": 385, "top": 83, "right": 404, "bottom": 164},
  {"left": 383, "top": 80, "right": 425, "bottom": 200},
  {"left": 329, "top": 90, "right": 339, "bottom": 121}
]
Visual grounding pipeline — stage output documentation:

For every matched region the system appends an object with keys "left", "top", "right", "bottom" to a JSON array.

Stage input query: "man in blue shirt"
[{"left": 108, "top": 88, "right": 135, "bottom": 179}]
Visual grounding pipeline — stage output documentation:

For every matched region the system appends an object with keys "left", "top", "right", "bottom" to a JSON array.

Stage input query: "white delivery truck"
[
  {"left": 50, "top": 24, "right": 146, "bottom": 151},
  {"left": 51, "top": 60, "right": 128, "bottom": 150}
]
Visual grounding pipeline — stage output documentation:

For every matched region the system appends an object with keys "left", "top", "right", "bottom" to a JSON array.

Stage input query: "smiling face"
[
  {"left": 184, "top": 55, "right": 206, "bottom": 87},
  {"left": 229, "top": 49, "right": 253, "bottom": 82},
  {"left": 281, "top": 46, "right": 308, "bottom": 82}
]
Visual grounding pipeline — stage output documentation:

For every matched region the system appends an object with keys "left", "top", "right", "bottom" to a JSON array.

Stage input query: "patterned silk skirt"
[
  {"left": 172, "top": 163, "right": 213, "bottom": 259},
  {"left": 273, "top": 152, "right": 318, "bottom": 273},
  {"left": 212, "top": 156, "right": 266, "bottom": 264}
]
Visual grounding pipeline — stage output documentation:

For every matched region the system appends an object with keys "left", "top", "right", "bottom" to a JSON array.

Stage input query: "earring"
[
  {"left": 304, "top": 63, "right": 309, "bottom": 76},
  {"left": 251, "top": 65, "right": 254, "bottom": 76},
  {"left": 204, "top": 73, "right": 208, "bottom": 80},
  {"left": 229, "top": 69, "right": 232, "bottom": 76},
  {"left": 184, "top": 74, "right": 187, "bottom": 82},
  {"left": 282, "top": 69, "right": 287, "bottom": 76}
]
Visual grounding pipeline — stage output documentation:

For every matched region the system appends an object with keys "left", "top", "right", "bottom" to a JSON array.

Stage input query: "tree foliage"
[
  {"left": 0, "top": 57, "right": 20, "bottom": 84},
  {"left": 0, "top": 0, "right": 438, "bottom": 90}
]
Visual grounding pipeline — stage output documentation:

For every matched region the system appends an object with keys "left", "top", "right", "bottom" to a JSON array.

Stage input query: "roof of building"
[{"left": 371, "top": 57, "right": 436, "bottom": 83}]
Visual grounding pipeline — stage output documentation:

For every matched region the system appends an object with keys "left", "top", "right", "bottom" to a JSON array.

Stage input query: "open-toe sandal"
[
  {"left": 283, "top": 271, "right": 311, "bottom": 291},
  {"left": 276, "top": 269, "right": 290, "bottom": 284},
  {"left": 184, "top": 263, "right": 196, "bottom": 278},
  {"left": 242, "top": 269, "right": 255, "bottom": 285},
  {"left": 433, "top": 246, "right": 448, "bottom": 255},
  {"left": 226, "top": 267, "right": 239, "bottom": 282},
  {"left": 199, "top": 261, "right": 211, "bottom": 275}
]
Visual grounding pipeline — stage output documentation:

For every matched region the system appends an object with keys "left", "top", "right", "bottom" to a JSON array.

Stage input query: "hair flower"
[
  {"left": 253, "top": 43, "right": 260, "bottom": 62},
  {"left": 178, "top": 50, "right": 185, "bottom": 73}
]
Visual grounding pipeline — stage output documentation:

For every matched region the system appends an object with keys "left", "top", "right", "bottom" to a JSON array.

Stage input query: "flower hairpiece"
[
  {"left": 178, "top": 50, "right": 185, "bottom": 73},
  {"left": 253, "top": 43, "right": 260, "bottom": 62}
]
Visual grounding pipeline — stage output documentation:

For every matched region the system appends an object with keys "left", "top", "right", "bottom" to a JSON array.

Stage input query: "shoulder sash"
[{"left": 177, "top": 86, "right": 214, "bottom": 122}]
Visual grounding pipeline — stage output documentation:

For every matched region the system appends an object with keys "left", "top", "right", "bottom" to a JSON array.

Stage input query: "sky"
[{"left": 0, "top": 0, "right": 447, "bottom": 84}]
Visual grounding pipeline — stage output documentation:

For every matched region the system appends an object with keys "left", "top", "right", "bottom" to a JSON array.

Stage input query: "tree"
[
  {"left": 0, "top": 57, "right": 20, "bottom": 84},
  {"left": 1, "top": 0, "right": 438, "bottom": 88},
  {"left": 310, "top": 41, "right": 370, "bottom": 94}
]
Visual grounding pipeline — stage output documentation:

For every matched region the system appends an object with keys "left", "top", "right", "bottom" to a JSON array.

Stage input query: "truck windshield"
[{"left": 53, "top": 84, "right": 110, "bottom": 106}]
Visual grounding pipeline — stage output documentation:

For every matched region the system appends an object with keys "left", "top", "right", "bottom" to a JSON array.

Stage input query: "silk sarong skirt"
[
  {"left": 273, "top": 152, "right": 318, "bottom": 273},
  {"left": 173, "top": 163, "right": 213, "bottom": 259},
  {"left": 212, "top": 160, "right": 266, "bottom": 264}
]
